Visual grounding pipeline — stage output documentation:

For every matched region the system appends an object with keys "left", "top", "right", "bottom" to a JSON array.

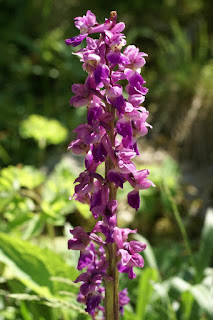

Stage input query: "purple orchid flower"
[
  {"left": 125, "top": 169, "right": 155, "bottom": 210},
  {"left": 70, "top": 83, "right": 91, "bottom": 107},
  {"left": 65, "top": 10, "right": 154, "bottom": 318},
  {"left": 119, "top": 288, "right": 130, "bottom": 315},
  {"left": 74, "top": 10, "right": 97, "bottom": 34},
  {"left": 68, "top": 226, "right": 90, "bottom": 250},
  {"left": 123, "top": 45, "right": 148, "bottom": 70},
  {"left": 126, "top": 71, "right": 149, "bottom": 97},
  {"left": 113, "top": 227, "right": 146, "bottom": 277},
  {"left": 67, "top": 138, "right": 89, "bottom": 155}
]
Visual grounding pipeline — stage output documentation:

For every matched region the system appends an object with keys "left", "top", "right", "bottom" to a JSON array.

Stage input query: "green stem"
[
  {"left": 163, "top": 183, "right": 197, "bottom": 272},
  {"left": 104, "top": 104, "right": 119, "bottom": 320}
]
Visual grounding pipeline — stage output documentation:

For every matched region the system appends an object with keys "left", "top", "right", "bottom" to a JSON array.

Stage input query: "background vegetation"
[{"left": 0, "top": 0, "right": 212, "bottom": 319}]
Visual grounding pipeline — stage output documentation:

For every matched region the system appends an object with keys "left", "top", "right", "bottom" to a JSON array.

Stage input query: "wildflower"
[{"left": 66, "top": 10, "right": 154, "bottom": 318}]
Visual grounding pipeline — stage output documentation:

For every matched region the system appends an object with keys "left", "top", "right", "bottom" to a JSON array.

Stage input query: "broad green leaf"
[
  {"left": 19, "top": 115, "right": 68, "bottom": 147},
  {"left": 151, "top": 281, "right": 178, "bottom": 320},
  {"left": 169, "top": 277, "right": 213, "bottom": 316},
  {"left": 0, "top": 165, "right": 45, "bottom": 191},
  {"left": 139, "top": 156, "right": 179, "bottom": 191},
  {"left": 0, "top": 232, "right": 79, "bottom": 298},
  {"left": 197, "top": 208, "right": 213, "bottom": 277},
  {"left": 4, "top": 197, "right": 34, "bottom": 225},
  {"left": 41, "top": 199, "right": 70, "bottom": 226},
  {"left": 151, "top": 282, "right": 170, "bottom": 302},
  {"left": 42, "top": 158, "right": 76, "bottom": 213},
  {"left": 42, "top": 158, "right": 89, "bottom": 223},
  {"left": 202, "top": 267, "right": 213, "bottom": 289},
  {"left": 169, "top": 277, "right": 191, "bottom": 292},
  {"left": 0, "top": 289, "right": 87, "bottom": 315},
  {"left": 22, "top": 214, "right": 45, "bottom": 240},
  {"left": 190, "top": 284, "right": 213, "bottom": 317},
  {"left": 136, "top": 268, "right": 158, "bottom": 320},
  {"left": 15, "top": 166, "right": 46, "bottom": 189},
  {"left": 124, "top": 306, "right": 136, "bottom": 320},
  {"left": 181, "top": 291, "right": 194, "bottom": 320},
  {"left": 0, "top": 306, "right": 16, "bottom": 319}
]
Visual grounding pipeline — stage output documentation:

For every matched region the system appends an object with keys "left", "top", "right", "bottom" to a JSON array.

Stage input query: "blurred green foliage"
[
  {"left": 124, "top": 209, "right": 213, "bottom": 320},
  {"left": 0, "top": 0, "right": 213, "bottom": 319},
  {"left": 0, "top": 158, "right": 90, "bottom": 237},
  {"left": 19, "top": 115, "right": 68, "bottom": 149}
]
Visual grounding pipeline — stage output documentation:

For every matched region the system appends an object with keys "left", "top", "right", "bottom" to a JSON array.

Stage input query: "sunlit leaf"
[
  {"left": 0, "top": 165, "right": 45, "bottom": 191},
  {"left": 168, "top": 277, "right": 213, "bottom": 316},
  {"left": 22, "top": 214, "right": 45, "bottom": 240},
  {"left": 181, "top": 291, "right": 194, "bottom": 320},
  {"left": 136, "top": 268, "right": 158, "bottom": 320},
  {"left": 19, "top": 115, "right": 68, "bottom": 148},
  {"left": 191, "top": 284, "right": 213, "bottom": 316},
  {"left": 0, "top": 232, "right": 79, "bottom": 298}
]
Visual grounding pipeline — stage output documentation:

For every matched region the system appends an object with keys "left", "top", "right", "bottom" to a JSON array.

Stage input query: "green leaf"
[
  {"left": 22, "top": 214, "right": 45, "bottom": 240},
  {"left": 136, "top": 268, "right": 158, "bottom": 320},
  {"left": 0, "top": 286, "right": 87, "bottom": 318},
  {"left": 42, "top": 158, "right": 76, "bottom": 212},
  {"left": 0, "top": 165, "right": 45, "bottom": 192},
  {"left": 181, "top": 291, "right": 194, "bottom": 320},
  {"left": 169, "top": 277, "right": 191, "bottom": 292},
  {"left": 0, "top": 232, "right": 79, "bottom": 298},
  {"left": 140, "top": 156, "right": 179, "bottom": 191},
  {"left": 6, "top": 293, "right": 40, "bottom": 301},
  {"left": 197, "top": 208, "right": 213, "bottom": 277},
  {"left": 124, "top": 305, "right": 136, "bottom": 319},
  {"left": 190, "top": 284, "right": 213, "bottom": 317},
  {"left": 19, "top": 115, "right": 68, "bottom": 147},
  {"left": 20, "top": 301, "right": 33, "bottom": 320},
  {"left": 42, "top": 158, "right": 87, "bottom": 224},
  {"left": 4, "top": 197, "right": 34, "bottom": 225},
  {"left": 0, "top": 306, "right": 16, "bottom": 319},
  {"left": 15, "top": 166, "right": 46, "bottom": 189},
  {"left": 169, "top": 277, "right": 213, "bottom": 316},
  {"left": 151, "top": 282, "right": 170, "bottom": 302}
]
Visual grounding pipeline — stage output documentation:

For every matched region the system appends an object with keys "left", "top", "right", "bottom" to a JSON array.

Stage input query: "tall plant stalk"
[
  {"left": 65, "top": 10, "right": 154, "bottom": 319},
  {"left": 105, "top": 104, "right": 119, "bottom": 319}
]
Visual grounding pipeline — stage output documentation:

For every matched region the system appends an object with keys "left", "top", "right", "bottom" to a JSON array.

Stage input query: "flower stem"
[
  {"left": 104, "top": 104, "right": 119, "bottom": 320},
  {"left": 105, "top": 243, "right": 119, "bottom": 320}
]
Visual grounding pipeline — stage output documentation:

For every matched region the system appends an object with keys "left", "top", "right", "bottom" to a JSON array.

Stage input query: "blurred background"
[{"left": 0, "top": 0, "right": 213, "bottom": 319}]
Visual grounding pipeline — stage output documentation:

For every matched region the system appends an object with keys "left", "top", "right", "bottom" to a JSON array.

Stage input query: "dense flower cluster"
[{"left": 66, "top": 10, "right": 154, "bottom": 318}]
